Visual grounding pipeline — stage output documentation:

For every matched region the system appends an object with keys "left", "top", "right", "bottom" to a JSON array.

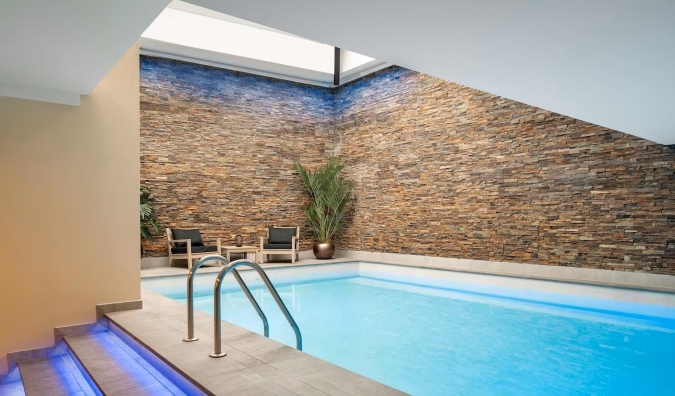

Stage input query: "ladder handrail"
[
  {"left": 210, "top": 259, "right": 302, "bottom": 358},
  {"left": 184, "top": 255, "right": 269, "bottom": 342}
]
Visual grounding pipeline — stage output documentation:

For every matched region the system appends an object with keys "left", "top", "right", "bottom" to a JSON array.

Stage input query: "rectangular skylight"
[{"left": 142, "top": 7, "right": 335, "bottom": 73}]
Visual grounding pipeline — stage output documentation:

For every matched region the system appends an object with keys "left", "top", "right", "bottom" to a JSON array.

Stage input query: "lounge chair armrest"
[
  {"left": 167, "top": 239, "right": 194, "bottom": 254},
  {"left": 168, "top": 238, "right": 192, "bottom": 246},
  {"left": 201, "top": 238, "right": 220, "bottom": 244},
  {"left": 202, "top": 238, "right": 222, "bottom": 260}
]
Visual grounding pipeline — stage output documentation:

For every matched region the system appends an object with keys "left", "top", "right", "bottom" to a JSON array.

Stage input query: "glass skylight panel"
[
  {"left": 341, "top": 50, "right": 375, "bottom": 72},
  {"left": 142, "top": 7, "right": 335, "bottom": 73}
]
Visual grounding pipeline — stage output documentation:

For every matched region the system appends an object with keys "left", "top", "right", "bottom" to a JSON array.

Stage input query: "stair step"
[
  {"left": 18, "top": 354, "right": 97, "bottom": 396},
  {"left": 64, "top": 331, "right": 187, "bottom": 396},
  {"left": 0, "top": 366, "right": 26, "bottom": 396}
]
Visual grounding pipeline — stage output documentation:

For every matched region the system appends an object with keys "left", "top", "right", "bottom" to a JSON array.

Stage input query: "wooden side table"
[{"left": 221, "top": 245, "right": 260, "bottom": 264}]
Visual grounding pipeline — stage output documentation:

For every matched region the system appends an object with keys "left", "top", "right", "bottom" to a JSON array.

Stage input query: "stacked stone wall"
[{"left": 141, "top": 58, "right": 675, "bottom": 273}]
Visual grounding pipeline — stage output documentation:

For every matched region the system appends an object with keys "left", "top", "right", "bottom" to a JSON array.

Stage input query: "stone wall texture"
[
  {"left": 140, "top": 56, "right": 334, "bottom": 255},
  {"left": 141, "top": 57, "right": 675, "bottom": 274},
  {"left": 334, "top": 67, "right": 675, "bottom": 274}
]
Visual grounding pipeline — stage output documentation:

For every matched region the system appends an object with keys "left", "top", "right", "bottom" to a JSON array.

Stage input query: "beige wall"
[{"left": 0, "top": 44, "right": 141, "bottom": 374}]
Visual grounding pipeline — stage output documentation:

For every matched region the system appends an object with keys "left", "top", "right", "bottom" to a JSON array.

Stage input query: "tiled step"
[
  {"left": 0, "top": 366, "right": 26, "bottom": 396},
  {"left": 64, "top": 331, "right": 188, "bottom": 396},
  {"left": 17, "top": 353, "right": 98, "bottom": 396}
]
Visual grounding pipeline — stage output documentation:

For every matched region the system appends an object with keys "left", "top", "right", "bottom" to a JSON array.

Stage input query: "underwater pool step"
[
  {"left": 64, "top": 331, "right": 188, "bottom": 396},
  {"left": 17, "top": 354, "right": 98, "bottom": 396}
]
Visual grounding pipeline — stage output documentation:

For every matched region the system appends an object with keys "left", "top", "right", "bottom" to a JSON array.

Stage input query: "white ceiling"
[
  {"left": 0, "top": 0, "right": 672, "bottom": 144},
  {"left": 0, "top": 0, "right": 170, "bottom": 105},
  {"left": 186, "top": 0, "right": 675, "bottom": 145}
]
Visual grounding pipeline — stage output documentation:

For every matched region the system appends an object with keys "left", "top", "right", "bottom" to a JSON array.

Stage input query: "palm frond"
[
  {"left": 140, "top": 186, "right": 161, "bottom": 240},
  {"left": 295, "top": 157, "right": 353, "bottom": 243}
]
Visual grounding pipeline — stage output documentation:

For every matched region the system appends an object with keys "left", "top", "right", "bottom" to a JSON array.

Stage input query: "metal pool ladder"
[
  {"left": 183, "top": 255, "right": 224, "bottom": 342},
  {"left": 182, "top": 256, "right": 302, "bottom": 358}
]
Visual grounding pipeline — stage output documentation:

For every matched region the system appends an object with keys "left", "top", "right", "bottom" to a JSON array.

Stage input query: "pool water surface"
[{"left": 144, "top": 268, "right": 675, "bottom": 396}]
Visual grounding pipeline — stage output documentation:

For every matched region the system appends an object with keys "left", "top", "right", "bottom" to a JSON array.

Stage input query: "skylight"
[
  {"left": 140, "top": 1, "right": 387, "bottom": 86},
  {"left": 143, "top": 7, "right": 335, "bottom": 73}
]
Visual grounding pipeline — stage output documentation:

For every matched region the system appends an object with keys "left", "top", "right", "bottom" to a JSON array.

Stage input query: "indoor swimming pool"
[{"left": 142, "top": 263, "right": 675, "bottom": 396}]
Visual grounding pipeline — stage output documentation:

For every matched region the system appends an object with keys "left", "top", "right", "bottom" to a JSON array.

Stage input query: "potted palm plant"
[{"left": 295, "top": 157, "right": 353, "bottom": 259}]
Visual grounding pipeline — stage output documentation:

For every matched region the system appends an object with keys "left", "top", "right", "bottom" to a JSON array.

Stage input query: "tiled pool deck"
[
  {"left": 141, "top": 257, "right": 348, "bottom": 278},
  {"left": 108, "top": 289, "right": 405, "bottom": 395},
  {"left": 134, "top": 251, "right": 675, "bottom": 395},
  {"left": 142, "top": 250, "right": 675, "bottom": 293}
]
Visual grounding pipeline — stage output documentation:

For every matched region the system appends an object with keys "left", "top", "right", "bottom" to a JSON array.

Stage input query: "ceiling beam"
[{"left": 334, "top": 47, "right": 340, "bottom": 86}]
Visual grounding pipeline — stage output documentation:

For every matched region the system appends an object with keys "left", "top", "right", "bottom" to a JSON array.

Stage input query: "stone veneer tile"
[
  {"left": 141, "top": 57, "right": 674, "bottom": 275},
  {"left": 333, "top": 67, "right": 675, "bottom": 274},
  {"left": 140, "top": 56, "right": 335, "bottom": 256}
]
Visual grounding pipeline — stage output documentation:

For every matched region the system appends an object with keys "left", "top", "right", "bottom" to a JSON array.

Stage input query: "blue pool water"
[{"left": 146, "top": 274, "right": 675, "bottom": 396}]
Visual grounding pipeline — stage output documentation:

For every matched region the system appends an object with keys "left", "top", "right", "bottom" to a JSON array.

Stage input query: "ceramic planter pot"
[{"left": 313, "top": 242, "right": 335, "bottom": 259}]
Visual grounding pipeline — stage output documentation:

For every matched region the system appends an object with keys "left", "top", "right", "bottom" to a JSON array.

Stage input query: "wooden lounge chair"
[
  {"left": 259, "top": 226, "right": 300, "bottom": 263},
  {"left": 166, "top": 228, "right": 221, "bottom": 270}
]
